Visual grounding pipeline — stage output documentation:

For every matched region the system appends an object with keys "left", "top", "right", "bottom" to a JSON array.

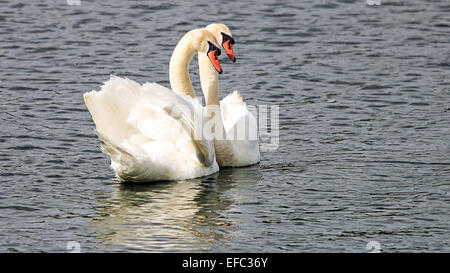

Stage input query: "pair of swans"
[{"left": 83, "top": 24, "right": 260, "bottom": 182}]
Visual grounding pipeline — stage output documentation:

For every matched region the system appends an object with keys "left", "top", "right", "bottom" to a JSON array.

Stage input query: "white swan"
[
  {"left": 83, "top": 29, "right": 224, "bottom": 182},
  {"left": 203, "top": 24, "right": 260, "bottom": 167},
  {"left": 175, "top": 23, "right": 261, "bottom": 167}
]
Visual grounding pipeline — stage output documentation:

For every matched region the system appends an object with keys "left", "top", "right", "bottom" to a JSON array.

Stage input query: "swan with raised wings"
[{"left": 83, "top": 29, "right": 223, "bottom": 182}]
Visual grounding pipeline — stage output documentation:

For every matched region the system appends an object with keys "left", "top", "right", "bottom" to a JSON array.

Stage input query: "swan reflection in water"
[{"left": 90, "top": 165, "right": 261, "bottom": 252}]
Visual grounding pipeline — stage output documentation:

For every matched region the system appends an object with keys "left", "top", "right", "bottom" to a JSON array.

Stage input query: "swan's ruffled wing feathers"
[
  {"left": 137, "top": 82, "right": 216, "bottom": 167},
  {"left": 83, "top": 76, "right": 142, "bottom": 146},
  {"left": 83, "top": 76, "right": 218, "bottom": 181}
]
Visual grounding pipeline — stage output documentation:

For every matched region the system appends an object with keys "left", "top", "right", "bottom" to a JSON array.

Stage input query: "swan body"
[{"left": 83, "top": 29, "right": 222, "bottom": 182}]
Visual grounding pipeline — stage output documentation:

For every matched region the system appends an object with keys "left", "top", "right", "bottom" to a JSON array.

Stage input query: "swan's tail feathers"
[{"left": 95, "top": 129, "right": 135, "bottom": 162}]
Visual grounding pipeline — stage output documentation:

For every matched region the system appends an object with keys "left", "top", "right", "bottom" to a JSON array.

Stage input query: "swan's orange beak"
[
  {"left": 208, "top": 50, "right": 222, "bottom": 74},
  {"left": 222, "top": 40, "right": 236, "bottom": 63}
]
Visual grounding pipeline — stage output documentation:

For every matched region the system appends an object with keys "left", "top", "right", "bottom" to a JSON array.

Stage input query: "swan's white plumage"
[
  {"left": 220, "top": 91, "right": 245, "bottom": 128},
  {"left": 196, "top": 45, "right": 260, "bottom": 167},
  {"left": 195, "top": 23, "right": 261, "bottom": 168},
  {"left": 84, "top": 76, "right": 218, "bottom": 182},
  {"left": 211, "top": 91, "right": 260, "bottom": 167}
]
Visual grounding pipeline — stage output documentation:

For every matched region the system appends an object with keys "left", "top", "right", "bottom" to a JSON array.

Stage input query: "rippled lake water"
[{"left": 0, "top": 0, "right": 449, "bottom": 252}]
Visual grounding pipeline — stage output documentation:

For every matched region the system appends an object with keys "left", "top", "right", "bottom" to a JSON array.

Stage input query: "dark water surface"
[{"left": 0, "top": 0, "right": 449, "bottom": 252}]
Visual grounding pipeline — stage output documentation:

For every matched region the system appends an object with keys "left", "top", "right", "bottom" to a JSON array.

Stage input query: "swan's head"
[
  {"left": 191, "top": 29, "right": 223, "bottom": 74},
  {"left": 205, "top": 23, "right": 236, "bottom": 63}
]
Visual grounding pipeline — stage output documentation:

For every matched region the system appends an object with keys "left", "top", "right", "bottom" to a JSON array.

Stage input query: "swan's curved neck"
[
  {"left": 169, "top": 33, "right": 197, "bottom": 98},
  {"left": 198, "top": 52, "right": 228, "bottom": 142},
  {"left": 199, "top": 52, "right": 239, "bottom": 166},
  {"left": 169, "top": 30, "right": 228, "bottom": 144},
  {"left": 199, "top": 52, "right": 220, "bottom": 106}
]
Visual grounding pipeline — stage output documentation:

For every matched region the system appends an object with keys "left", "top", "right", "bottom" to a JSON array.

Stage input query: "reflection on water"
[{"left": 91, "top": 166, "right": 261, "bottom": 252}]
